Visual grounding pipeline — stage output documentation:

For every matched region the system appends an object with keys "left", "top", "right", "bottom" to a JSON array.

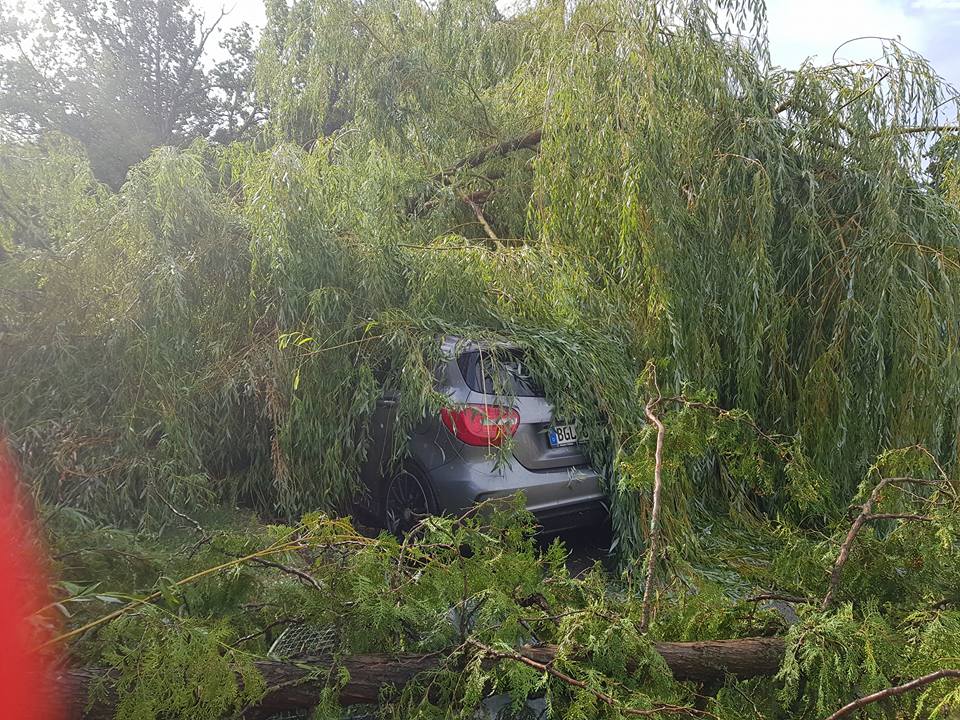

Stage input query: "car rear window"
[{"left": 457, "top": 349, "right": 544, "bottom": 397}]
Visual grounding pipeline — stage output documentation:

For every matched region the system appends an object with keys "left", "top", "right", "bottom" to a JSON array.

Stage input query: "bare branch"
[
  {"left": 248, "top": 558, "right": 324, "bottom": 594},
  {"left": 744, "top": 593, "right": 815, "bottom": 605},
  {"left": 864, "top": 513, "right": 934, "bottom": 523},
  {"left": 407, "top": 129, "right": 542, "bottom": 214},
  {"left": 640, "top": 364, "right": 665, "bottom": 633},
  {"left": 870, "top": 124, "right": 960, "bottom": 138},
  {"left": 823, "top": 669, "right": 960, "bottom": 720},
  {"left": 457, "top": 190, "right": 498, "bottom": 242},
  {"left": 823, "top": 475, "right": 946, "bottom": 611},
  {"left": 152, "top": 489, "right": 204, "bottom": 534}
]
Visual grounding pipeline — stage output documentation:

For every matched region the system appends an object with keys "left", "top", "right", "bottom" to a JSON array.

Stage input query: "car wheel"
[{"left": 381, "top": 466, "right": 437, "bottom": 536}]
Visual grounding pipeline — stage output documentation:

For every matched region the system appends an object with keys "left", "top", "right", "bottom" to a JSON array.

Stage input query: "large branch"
[
  {"left": 406, "top": 129, "right": 543, "bottom": 215},
  {"left": 60, "top": 637, "right": 785, "bottom": 719},
  {"left": 431, "top": 129, "right": 543, "bottom": 184}
]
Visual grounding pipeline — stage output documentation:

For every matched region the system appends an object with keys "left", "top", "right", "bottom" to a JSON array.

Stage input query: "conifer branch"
[
  {"left": 823, "top": 476, "right": 945, "bottom": 611},
  {"left": 467, "top": 639, "right": 715, "bottom": 718}
]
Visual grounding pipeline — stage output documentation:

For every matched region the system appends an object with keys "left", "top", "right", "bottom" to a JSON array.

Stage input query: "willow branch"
[
  {"left": 407, "top": 129, "right": 543, "bottom": 214},
  {"left": 823, "top": 669, "right": 960, "bottom": 720},
  {"left": 870, "top": 124, "right": 960, "bottom": 138},
  {"left": 745, "top": 593, "right": 814, "bottom": 605},
  {"left": 457, "top": 190, "right": 499, "bottom": 241},
  {"left": 434, "top": 129, "right": 543, "bottom": 185}
]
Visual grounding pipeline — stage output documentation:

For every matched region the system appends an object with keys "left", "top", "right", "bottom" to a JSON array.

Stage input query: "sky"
[{"left": 196, "top": 0, "right": 960, "bottom": 91}]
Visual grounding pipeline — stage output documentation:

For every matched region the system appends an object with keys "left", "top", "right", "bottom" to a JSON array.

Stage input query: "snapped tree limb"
[
  {"left": 59, "top": 637, "right": 787, "bottom": 719},
  {"left": 406, "top": 129, "right": 543, "bottom": 215}
]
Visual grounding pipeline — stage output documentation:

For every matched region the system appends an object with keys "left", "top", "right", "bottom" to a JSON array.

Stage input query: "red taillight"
[{"left": 440, "top": 404, "right": 520, "bottom": 447}]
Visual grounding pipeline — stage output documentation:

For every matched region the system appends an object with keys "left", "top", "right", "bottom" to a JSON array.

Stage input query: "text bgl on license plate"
[{"left": 548, "top": 424, "right": 578, "bottom": 448}]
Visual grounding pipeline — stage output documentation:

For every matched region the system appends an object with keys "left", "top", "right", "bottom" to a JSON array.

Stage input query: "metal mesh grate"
[{"left": 269, "top": 622, "right": 340, "bottom": 659}]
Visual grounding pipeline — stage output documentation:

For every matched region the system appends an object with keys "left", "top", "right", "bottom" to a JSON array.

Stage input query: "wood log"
[{"left": 59, "top": 637, "right": 785, "bottom": 719}]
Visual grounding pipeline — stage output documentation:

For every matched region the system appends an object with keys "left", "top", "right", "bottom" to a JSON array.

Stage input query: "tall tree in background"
[
  {"left": 0, "top": 0, "right": 260, "bottom": 188},
  {"left": 209, "top": 22, "right": 265, "bottom": 144}
]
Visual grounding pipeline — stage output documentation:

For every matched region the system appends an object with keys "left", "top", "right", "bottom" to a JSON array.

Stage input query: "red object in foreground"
[
  {"left": 0, "top": 442, "right": 61, "bottom": 719},
  {"left": 440, "top": 404, "right": 520, "bottom": 446}
]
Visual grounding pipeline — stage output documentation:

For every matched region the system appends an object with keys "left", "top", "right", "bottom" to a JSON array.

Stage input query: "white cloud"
[{"left": 910, "top": 0, "right": 960, "bottom": 8}]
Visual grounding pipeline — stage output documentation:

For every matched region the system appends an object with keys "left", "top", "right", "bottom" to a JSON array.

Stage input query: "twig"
[
  {"left": 870, "top": 124, "right": 960, "bottom": 138},
  {"left": 833, "top": 71, "right": 890, "bottom": 115},
  {"left": 823, "top": 669, "right": 960, "bottom": 720},
  {"left": 43, "top": 521, "right": 364, "bottom": 647},
  {"left": 864, "top": 513, "right": 933, "bottom": 523},
  {"left": 249, "top": 558, "right": 325, "bottom": 594},
  {"left": 434, "top": 129, "right": 543, "bottom": 185},
  {"left": 153, "top": 489, "right": 204, "bottom": 534},
  {"left": 234, "top": 617, "right": 304, "bottom": 646},
  {"left": 745, "top": 593, "right": 814, "bottom": 605},
  {"left": 640, "top": 364, "right": 665, "bottom": 633},
  {"left": 660, "top": 396, "right": 788, "bottom": 451},
  {"left": 407, "top": 129, "right": 543, "bottom": 214},
  {"left": 773, "top": 98, "right": 793, "bottom": 114}
]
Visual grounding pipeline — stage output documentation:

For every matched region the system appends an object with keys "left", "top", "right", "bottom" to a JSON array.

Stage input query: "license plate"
[{"left": 548, "top": 424, "right": 578, "bottom": 448}]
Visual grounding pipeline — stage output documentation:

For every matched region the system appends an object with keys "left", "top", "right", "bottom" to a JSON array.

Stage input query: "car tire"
[{"left": 380, "top": 465, "right": 438, "bottom": 536}]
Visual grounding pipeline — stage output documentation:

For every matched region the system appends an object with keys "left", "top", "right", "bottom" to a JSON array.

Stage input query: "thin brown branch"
[
  {"left": 870, "top": 124, "right": 960, "bottom": 138},
  {"left": 864, "top": 513, "right": 934, "bottom": 523},
  {"left": 745, "top": 593, "right": 815, "bottom": 605},
  {"left": 823, "top": 476, "right": 944, "bottom": 611},
  {"left": 457, "top": 190, "right": 499, "bottom": 241},
  {"left": 823, "top": 669, "right": 960, "bottom": 720},
  {"left": 640, "top": 364, "right": 665, "bottom": 633},
  {"left": 834, "top": 71, "right": 890, "bottom": 115},
  {"left": 152, "top": 489, "right": 204, "bottom": 534},
  {"left": 773, "top": 98, "right": 793, "bottom": 114},
  {"left": 663, "top": 396, "right": 788, "bottom": 449},
  {"left": 407, "top": 129, "right": 543, "bottom": 215},
  {"left": 248, "top": 558, "right": 324, "bottom": 594},
  {"left": 434, "top": 129, "right": 543, "bottom": 185},
  {"left": 233, "top": 616, "right": 304, "bottom": 646}
]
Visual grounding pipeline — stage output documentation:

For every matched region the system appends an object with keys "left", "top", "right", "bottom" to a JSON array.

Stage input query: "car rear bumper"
[{"left": 427, "top": 459, "right": 607, "bottom": 532}]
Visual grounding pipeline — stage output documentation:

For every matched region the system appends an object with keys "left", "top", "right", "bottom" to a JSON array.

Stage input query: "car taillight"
[{"left": 440, "top": 404, "right": 520, "bottom": 447}]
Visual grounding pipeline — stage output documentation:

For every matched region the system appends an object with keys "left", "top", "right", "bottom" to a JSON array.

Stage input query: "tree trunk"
[{"left": 59, "top": 637, "right": 785, "bottom": 719}]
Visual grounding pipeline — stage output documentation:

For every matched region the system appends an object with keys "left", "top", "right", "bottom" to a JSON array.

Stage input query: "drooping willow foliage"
[
  {"left": 3, "top": 0, "right": 960, "bottom": 549},
  {"left": 4, "top": 0, "right": 957, "bottom": 551},
  {"left": 3, "top": 0, "right": 960, "bottom": 716}
]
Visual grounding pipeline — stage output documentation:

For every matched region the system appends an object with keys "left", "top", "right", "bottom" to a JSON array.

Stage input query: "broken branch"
[
  {"left": 640, "top": 366, "right": 666, "bottom": 632},
  {"left": 823, "top": 669, "right": 960, "bottom": 720},
  {"left": 823, "top": 476, "right": 943, "bottom": 611},
  {"left": 60, "top": 637, "right": 787, "bottom": 719}
]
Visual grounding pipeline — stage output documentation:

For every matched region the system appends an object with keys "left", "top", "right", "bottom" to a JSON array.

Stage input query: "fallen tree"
[{"left": 59, "top": 637, "right": 787, "bottom": 719}]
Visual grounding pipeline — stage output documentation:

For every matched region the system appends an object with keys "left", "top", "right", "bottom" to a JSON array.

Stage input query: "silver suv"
[{"left": 359, "top": 337, "right": 606, "bottom": 534}]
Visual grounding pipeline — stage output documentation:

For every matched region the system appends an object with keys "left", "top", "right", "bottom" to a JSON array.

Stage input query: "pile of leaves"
[{"left": 1, "top": 0, "right": 959, "bottom": 716}]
